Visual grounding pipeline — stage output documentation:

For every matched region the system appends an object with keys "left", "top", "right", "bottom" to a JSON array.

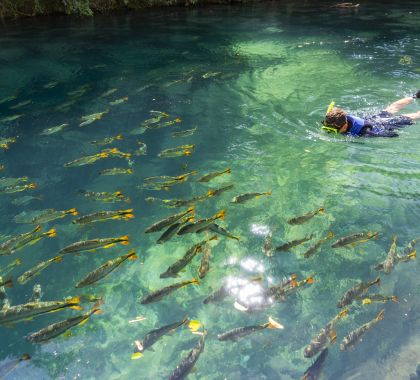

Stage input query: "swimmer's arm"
[
  {"left": 385, "top": 97, "right": 414, "bottom": 114},
  {"left": 402, "top": 111, "right": 420, "bottom": 120}
]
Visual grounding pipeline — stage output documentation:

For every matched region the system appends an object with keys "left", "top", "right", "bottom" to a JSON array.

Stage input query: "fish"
[
  {"left": 177, "top": 210, "right": 225, "bottom": 236},
  {"left": 78, "top": 189, "right": 130, "bottom": 203},
  {"left": 206, "top": 183, "right": 234, "bottom": 197},
  {"left": 146, "top": 194, "right": 207, "bottom": 208},
  {"left": 100, "top": 168, "right": 134, "bottom": 176},
  {"left": 231, "top": 191, "right": 272, "bottom": 204},
  {"left": 331, "top": 231, "right": 378, "bottom": 248},
  {"left": 0, "top": 137, "right": 17, "bottom": 149},
  {"left": 109, "top": 97, "right": 128, "bottom": 106},
  {"left": 17, "top": 256, "right": 63, "bottom": 285},
  {"left": 403, "top": 237, "right": 420, "bottom": 255},
  {"left": 262, "top": 231, "right": 274, "bottom": 257},
  {"left": 131, "top": 317, "right": 188, "bottom": 359},
  {"left": 156, "top": 216, "right": 194, "bottom": 244},
  {"left": 102, "top": 147, "right": 132, "bottom": 161},
  {"left": 40, "top": 123, "right": 69, "bottom": 135},
  {"left": 31, "top": 208, "right": 78, "bottom": 224},
  {"left": 0, "top": 176, "right": 28, "bottom": 188},
  {"left": 0, "top": 95, "right": 17, "bottom": 105},
  {"left": 0, "top": 226, "right": 56, "bottom": 256},
  {"left": 26, "top": 308, "right": 101, "bottom": 343},
  {"left": 396, "top": 250, "right": 416, "bottom": 263},
  {"left": 134, "top": 140, "right": 147, "bottom": 156},
  {"left": 168, "top": 334, "right": 205, "bottom": 380},
  {"left": 203, "top": 284, "right": 230, "bottom": 304},
  {"left": 0, "top": 296, "right": 82, "bottom": 325},
  {"left": 59, "top": 235, "right": 129, "bottom": 255},
  {"left": 64, "top": 151, "right": 111, "bottom": 167},
  {"left": 43, "top": 81, "right": 59, "bottom": 89},
  {"left": 90, "top": 134, "right": 123, "bottom": 146},
  {"left": 340, "top": 310, "right": 384, "bottom": 351},
  {"left": 303, "top": 231, "right": 334, "bottom": 258},
  {"left": 287, "top": 207, "right": 325, "bottom": 225},
  {"left": 375, "top": 235, "right": 398, "bottom": 273},
  {"left": 99, "top": 88, "right": 117, "bottom": 98},
  {"left": 0, "top": 183, "right": 37, "bottom": 194},
  {"left": 158, "top": 144, "right": 196, "bottom": 158},
  {"left": 197, "top": 223, "right": 240, "bottom": 240},
  {"left": 301, "top": 348, "right": 329, "bottom": 380},
  {"left": 72, "top": 209, "right": 134, "bottom": 224},
  {"left": 142, "top": 111, "right": 169, "bottom": 126},
  {"left": 68, "top": 84, "right": 91, "bottom": 98},
  {"left": 202, "top": 71, "right": 221, "bottom": 79},
  {"left": 337, "top": 277, "right": 380, "bottom": 308},
  {"left": 10, "top": 100, "right": 32, "bottom": 110},
  {"left": 171, "top": 127, "right": 198, "bottom": 138},
  {"left": 0, "top": 276, "right": 13, "bottom": 288},
  {"left": 144, "top": 207, "right": 194, "bottom": 234},
  {"left": 217, "top": 317, "right": 283, "bottom": 341},
  {"left": 0, "top": 258, "right": 22, "bottom": 278},
  {"left": 304, "top": 310, "right": 348, "bottom": 358},
  {"left": 143, "top": 171, "right": 197, "bottom": 184},
  {"left": 140, "top": 278, "right": 199, "bottom": 304},
  {"left": 0, "top": 354, "right": 31, "bottom": 378},
  {"left": 198, "top": 236, "right": 215, "bottom": 279},
  {"left": 79, "top": 110, "right": 108, "bottom": 127},
  {"left": 198, "top": 168, "right": 231, "bottom": 182},
  {"left": 275, "top": 234, "right": 314, "bottom": 252},
  {"left": 268, "top": 275, "right": 312, "bottom": 302},
  {"left": 0, "top": 115, "right": 23, "bottom": 123},
  {"left": 357, "top": 293, "right": 398, "bottom": 305},
  {"left": 75, "top": 250, "right": 137, "bottom": 287},
  {"left": 160, "top": 237, "right": 217, "bottom": 278}
]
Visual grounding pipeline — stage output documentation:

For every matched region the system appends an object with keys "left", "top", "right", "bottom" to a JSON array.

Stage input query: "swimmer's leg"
[
  {"left": 385, "top": 97, "right": 414, "bottom": 114},
  {"left": 402, "top": 111, "right": 420, "bottom": 120}
]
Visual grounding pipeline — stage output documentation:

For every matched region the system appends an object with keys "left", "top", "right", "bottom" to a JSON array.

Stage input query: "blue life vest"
[{"left": 346, "top": 115, "right": 365, "bottom": 136}]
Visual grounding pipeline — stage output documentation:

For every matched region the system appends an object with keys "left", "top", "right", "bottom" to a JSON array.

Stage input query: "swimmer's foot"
[{"left": 414, "top": 90, "right": 420, "bottom": 99}]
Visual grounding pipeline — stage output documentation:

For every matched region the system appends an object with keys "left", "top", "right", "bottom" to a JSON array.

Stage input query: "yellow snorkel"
[{"left": 321, "top": 101, "right": 338, "bottom": 133}]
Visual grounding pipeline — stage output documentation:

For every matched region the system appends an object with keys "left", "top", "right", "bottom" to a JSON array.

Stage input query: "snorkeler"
[{"left": 321, "top": 90, "right": 420, "bottom": 137}]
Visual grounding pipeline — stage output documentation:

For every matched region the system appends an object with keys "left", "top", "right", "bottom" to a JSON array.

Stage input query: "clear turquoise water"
[{"left": 0, "top": 2, "right": 419, "bottom": 379}]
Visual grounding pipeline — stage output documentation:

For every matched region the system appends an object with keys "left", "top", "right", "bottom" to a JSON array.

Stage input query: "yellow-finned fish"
[
  {"left": 142, "top": 111, "right": 169, "bottom": 126},
  {"left": 100, "top": 168, "right": 134, "bottom": 176},
  {"left": 287, "top": 207, "right": 325, "bottom": 225},
  {"left": 231, "top": 191, "right": 271, "bottom": 204},
  {"left": 40, "top": 123, "right": 69, "bottom": 136},
  {"left": 144, "top": 207, "right": 194, "bottom": 234},
  {"left": 0, "top": 296, "right": 82, "bottom": 325},
  {"left": 140, "top": 278, "right": 199, "bottom": 304},
  {"left": 357, "top": 293, "right": 398, "bottom": 305},
  {"left": 303, "top": 231, "right": 334, "bottom": 258},
  {"left": 0, "top": 137, "right": 17, "bottom": 150},
  {"left": 375, "top": 235, "right": 397, "bottom": 273},
  {"left": 73, "top": 209, "right": 134, "bottom": 224},
  {"left": 158, "top": 144, "right": 196, "bottom": 158},
  {"left": 17, "top": 256, "right": 63, "bottom": 285},
  {"left": 59, "top": 235, "right": 129, "bottom": 255},
  {"left": 197, "top": 168, "right": 231, "bottom": 182},
  {"left": 145, "top": 117, "right": 181, "bottom": 130},
  {"left": 75, "top": 250, "right": 137, "bottom": 287},
  {"left": 31, "top": 208, "right": 77, "bottom": 224},
  {"left": 79, "top": 110, "right": 108, "bottom": 127},
  {"left": 337, "top": 277, "right": 380, "bottom": 308},
  {"left": 26, "top": 308, "right": 101, "bottom": 343},
  {"left": 90, "top": 134, "right": 123, "bottom": 146},
  {"left": 177, "top": 210, "right": 225, "bottom": 235},
  {"left": 274, "top": 234, "right": 314, "bottom": 253},
  {"left": 79, "top": 189, "right": 130, "bottom": 203},
  {"left": 331, "top": 231, "right": 378, "bottom": 248},
  {"left": 339, "top": 310, "right": 384, "bottom": 351},
  {"left": 217, "top": 317, "right": 283, "bottom": 341},
  {"left": 156, "top": 216, "right": 194, "bottom": 244},
  {"left": 109, "top": 97, "right": 128, "bottom": 106},
  {"left": 206, "top": 184, "right": 234, "bottom": 198},
  {"left": 64, "top": 151, "right": 110, "bottom": 167},
  {"left": 171, "top": 127, "right": 197, "bottom": 138},
  {"left": 0, "top": 183, "right": 36, "bottom": 194}
]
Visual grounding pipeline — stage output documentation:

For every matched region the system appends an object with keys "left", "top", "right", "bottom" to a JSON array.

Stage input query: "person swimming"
[{"left": 321, "top": 90, "right": 420, "bottom": 137}]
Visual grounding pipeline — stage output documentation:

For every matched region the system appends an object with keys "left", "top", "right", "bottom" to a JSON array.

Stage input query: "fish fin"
[
  {"left": 187, "top": 319, "right": 203, "bottom": 332},
  {"left": 124, "top": 214, "right": 135, "bottom": 219},
  {"left": 329, "top": 330, "right": 337, "bottom": 343},
  {"left": 131, "top": 352, "right": 143, "bottom": 360},
  {"left": 225, "top": 168, "right": 231, "bottom": 174},
  {"left": 233, "top": 301, "right": 248, "bottom": 311},
  {"left": 318, "top": 207, "right": 326, "bottom": 215},
  {"left": 128, "top": 253, "right": 138, "bottom": 260},
  {"left": 33, "top": 225, "right": 42, "bottom": 233},
  {"left": 191, "top": 278, "right": 199, "bottom": 285},
  {"left": 66, "top": 208, "right": 78, "bottom": 215},
  {"left": 207, "top": 190, "right": 216, "bottom": 197},
  {"left": 71, "top": 305, "right": 83, "bottom": 311},
  {"left": 376, "top": 309, "right": 385, "bottom": 321},
  {"left": 20, "top": 354, "right": 31, "bottom": 361},
  {"left": 78, "top": 317, "right": 90, "bottom": 326},
  {"left": 3, "top": 278, "right": 13, "bottom": 288},
  {"left": 290, "top": 280, "right": 298, "bottom": 287},
  {"left": 306, "top": 276, "right": 314, "bottom": 284},
  {"left": 103, "top": 243, "right": 115, "bottom": 249},
  {"left": 408, "top": 250, "right": 416, "bottom": 259},
  {"left": 391, "top": 296, "right": 399, "bottom": 303},
  {"left": 327, "top": 231, "right": 334, "bottom": 238},
  {"left": 69, "top": 296, "right": 81, "bottom": 304},
  {"left": 53, "top": 256, "right": 63, "bottom": 263},
  {"left": 215, "top": 209, "right": 226, "bottom": 220},
  {"left": 117, "top": 134, "right": 124, "bottom": 139},
  {"left": 267, "top": 317, "right": 284, "bottom": 329},
  {"left": 64, "top": 330, "right": 72, "bottom": 337}
]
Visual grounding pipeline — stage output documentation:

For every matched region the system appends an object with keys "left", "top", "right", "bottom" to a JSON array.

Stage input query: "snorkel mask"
[{"left": 321, "top": 101, "right": 338, "bottom": 134}]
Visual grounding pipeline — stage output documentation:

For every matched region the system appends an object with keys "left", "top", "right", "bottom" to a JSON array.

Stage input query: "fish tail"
[
  {"left": 119, "top": 235, "right": 130, "bottom": 245},
  {"left": 372, "top": 277, "right": 381, "bottom": 286},
  {"left": 215, "top": 209, "right": 226, "bottom": 220},
  {"left": 116, "top": 134, "right": 124, "bottom": 139},
  {"left": 391, "top": 296, "right": 399, "bottom": 303},
  {"left": 33, "top": 225, "right": 42, "bottom": 233},
  {"left": 266, "top": 191, "right": 272, "bottom": 196},
  {"left": 127, "top": 250, "right": 138, "bottom": 260},
  {"left": 306, "top": 276, "right": 314, "bottom": 284},
  {"left": 266, "top": 316, "right": 284, "bottom": 329},
  {"left": 376, "top": 309, "right": 385, "bottom": 322},
  {"left": 339, "top": 308, "right": 349, "bottom": 318},
  {"left": 207, "top": 190, "right": 216, "bottom": 197},
  {"left": 3, "top": 278, "right": 13, "bottom": 288},
  {"left": 190, "top": 278, "right": 200, "bottom": 285},
  {"left": 408, "top": 250, "right": 416, "bottom": 259},
  {"left": 28, "top": 183, "right": 37, "bottom": 189},
  {"left": 47, "top": 228, "right": 57, "bottom": 238},
  {"left": 327, "top": 231, "right": 335, "bottom": 239},
  {"left": 53, "top": 256, "right": 63, "bottom": 263},
  {"left": 14, "top": 258, "right": 22, "bottom": 265},
  {"left": 318, "top": 207, "right": 326, "bottom": 214},
  {"left": 225, "top": 168, "right": 231, "bottom": 174},
  {"left": 131, "top": 352, "right": 144, "bottom": 360},
  {"left": 66, "top": 208, "right": 78, "bottom": 215}
]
